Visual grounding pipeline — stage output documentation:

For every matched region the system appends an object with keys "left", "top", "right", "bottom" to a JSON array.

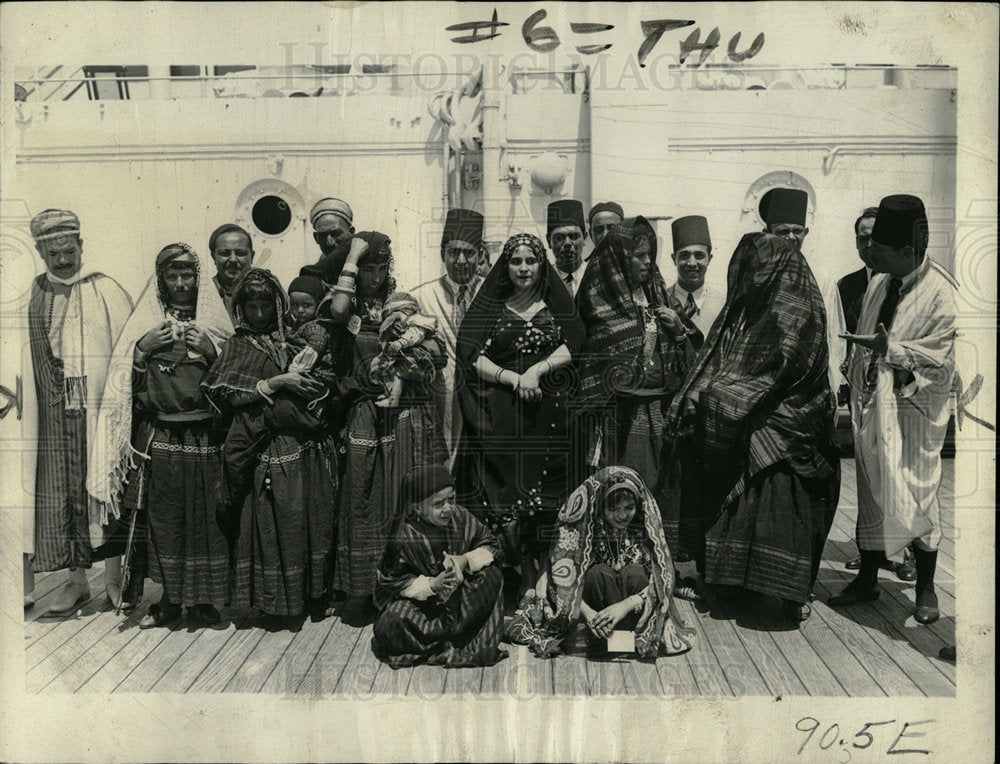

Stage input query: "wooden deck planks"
[
  {"left": 257, "top": 616, "right": 339, "bottom": 695},
  {"left": 23, "top": 459, "right": 959, "bottom": 699}
]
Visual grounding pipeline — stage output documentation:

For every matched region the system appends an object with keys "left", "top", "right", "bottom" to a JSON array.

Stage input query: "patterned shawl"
[
  {"left": 505, "top": 466, "right": 696, "bottom": 659},
  {"left": 202, "top": 267, "right": 292, "bottom": 402},
  {"left": 665, "top": 233, "right": 838, "bottom": 504},
  {"left": 576, "top": 216, "right": 696, "bottom": 406},
  {"left": 87, "top": 243, "right": 233, "bottom": 520}
]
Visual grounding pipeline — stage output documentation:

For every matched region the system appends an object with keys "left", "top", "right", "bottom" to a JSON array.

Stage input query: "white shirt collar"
[
  {"left": 554, "top": 261, "right": 585, "bottom": 281},
  {"left": 673, "top": 282, "right": 707, "bottom": 306},
  {"left": 442, "top": 273, "right": 480, "bottom": 297}
]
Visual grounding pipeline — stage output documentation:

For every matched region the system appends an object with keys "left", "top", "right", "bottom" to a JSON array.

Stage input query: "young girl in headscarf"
[
  {"left": 454, "top": 232, "right": 586, "bottom": 600},
  {"left": 505, "top": 466, "right": 696, "bottom": 660},
  {"left": 371, "top": 464, "right": 506, "bottom": 668},
  {"left": 322, "top": 233, "right": 448, "bottom": 621},
  {"left": 202, "top": 268, "right": 338, "bottom": 627},
  {"left": 88, "top": 243, "right": 233, "bottom": 627}
]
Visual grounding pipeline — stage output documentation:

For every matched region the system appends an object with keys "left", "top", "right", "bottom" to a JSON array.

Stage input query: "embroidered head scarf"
[
  {"left": 456, "top": 232, "right": 586, "bottom": 372},
  {"left": 87, "top": 242, "right": 233, "bottom": 520},
  {"left": 575, "top": 216, "right": 696, "bottom": 406},
  {"left": 504, "top": 466, "right": 696, "bottom": 658}
]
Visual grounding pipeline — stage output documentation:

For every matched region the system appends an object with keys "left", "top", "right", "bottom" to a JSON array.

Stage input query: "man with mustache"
[
  {"left": 310, "top": 197, "right": 355, "bottom": 258},
  {"left": 547, "top": 199, "right": 587, "bottom": 298},
  {"left": 412, "top": 208, "right": 486, "bottom": 465},
  {"left": 21, "top": 209, "right": 133, "bottom": 615},
  {"left": 208, "top": 223, "right": 255, "bottom": 312}
]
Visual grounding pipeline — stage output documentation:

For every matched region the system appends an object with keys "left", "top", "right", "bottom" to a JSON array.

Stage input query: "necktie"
[
  {"left": 455, "top": 284, "right": 469, "bottom": 328},
  {"left": 683, "top": 292, "right": 697, "bottom": 320},
  {"left": 564, "top": 272, "right": 574, "bottom": 288},
  {"left": 862, "top": 278, "right": 902, "bottom": 400}
]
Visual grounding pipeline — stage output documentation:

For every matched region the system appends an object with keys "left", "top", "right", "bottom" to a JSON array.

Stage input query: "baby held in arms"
[{"left": 370, "top": 292, "right": 439, "bottom": 407}]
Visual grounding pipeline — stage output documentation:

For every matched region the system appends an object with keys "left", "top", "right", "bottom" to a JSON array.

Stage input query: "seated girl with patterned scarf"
[{"left": 505, "top": 466, "right": 696, "bottom": 660}]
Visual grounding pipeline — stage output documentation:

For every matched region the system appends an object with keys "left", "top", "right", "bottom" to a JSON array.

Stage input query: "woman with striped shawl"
[
  {"left": 665, "top": 233, "right": 840, "bottom": 623},
  {"left": 575, "top": 216, "right": 700, "bottom": 598},
  {"left": 202, "top": 268, "right": 338, "bottom": 629},
  {"left": 372, "top": 464, "right": 506, "bottom": 668},
  {"left": 88, "top": 243, "right": 233, "bottom": 626}
]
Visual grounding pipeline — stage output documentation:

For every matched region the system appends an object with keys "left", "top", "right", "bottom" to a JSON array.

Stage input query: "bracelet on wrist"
[
  {"left": 340, "top": 265, "right": 359, "bottom": 277},
  {"left": 494, "top": 369, "right": 505, "bottom": 384},
  {"left": 331, "top": 284, "right": 356, "bottom": 295}
]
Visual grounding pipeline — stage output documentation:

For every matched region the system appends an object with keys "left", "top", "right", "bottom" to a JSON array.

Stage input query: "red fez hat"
[
  {"left": 547, "top": 199, "right": 586, "bottom": 237},
  {"left": 441, "top": 209, "right": 484, "bottom": 248},
  {"left": 671, "top": 215, "right": 712, "bottom": 251},
  {"left": 760, "top": 188, "right": 808, "bottom": 226},
  {"left": 871, "top": 194, "right": 928, "bottom": 248}
]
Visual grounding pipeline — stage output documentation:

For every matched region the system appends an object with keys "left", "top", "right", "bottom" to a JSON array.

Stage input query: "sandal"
[
  {"left": 139, "top": 601, "right": 183, "bottom": 629},
  {"left": 674, "top": 576, "right": 705, "bottom": 603}
]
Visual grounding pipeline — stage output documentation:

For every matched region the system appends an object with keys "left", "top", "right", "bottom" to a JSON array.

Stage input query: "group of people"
[{"left": 20, "top": 186, "right": 956, "bottom": 668}]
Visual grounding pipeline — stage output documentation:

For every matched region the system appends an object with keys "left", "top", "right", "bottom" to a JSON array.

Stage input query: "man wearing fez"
[
  {"left": 412, "top": 209, "right": 486, "bottom": 465},
  {"left": 588, "top": 201, "right": 624, "bottom": 249},
  {"left": 311, "top": 197, "right": 355, "bottom": 258},
  {"left": 830, "top": 195, "right": 956, "bottom": 627},
  {"left": 760, "top": 187, "right": 810, "bottom": 253},
  {"left": 22, "top": 209, "right": 133, "bottom": 614},
  {"left": 209, "top": 223, "right": 254, "bottom": 312},
  {"left": 547, "top": 199, "right": 587, "bottom": 297},
  {"left": 666, "top": 215, "right": 724, "bottom": 348},
  {"left": 833, "top": 207, "right": 919, "bottom": 582}
]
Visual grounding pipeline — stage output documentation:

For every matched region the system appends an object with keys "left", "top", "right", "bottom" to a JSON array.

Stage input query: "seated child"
[
  {"left": 371, "top": 464, "right": 507, "bottom": 668},
  {"left": 370, "top": 292, "right": 439, "bottom": 407},
  {"left": 504, "top": 466, "right": 697, "bottom": 660}
]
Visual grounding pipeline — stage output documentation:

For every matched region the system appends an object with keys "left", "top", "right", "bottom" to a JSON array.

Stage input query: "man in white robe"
[
  {"left": 21, "top": 209, "right": 133, "bottom": 615},
  {"left": 829, "top": 194, "right": 956, "bottom": 625},
  {"left": 411, "top": 209, "right": 485, "bottom": 466}
]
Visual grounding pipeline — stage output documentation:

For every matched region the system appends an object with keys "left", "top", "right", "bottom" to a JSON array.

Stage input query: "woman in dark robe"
[
  {"left": 665, "top": 232, "right": 840, "bottom": 623},
  {"left": 575, "top": 216, "right": 700, "bottom": 599},
  {"left": 372, "top": 464, "right": 506, "bottom": 668},
  {"left": 321, "top": 233, "right": 448, "bottom": 620},
  {"left": 202, "top": 268, "right": 338, "bottom": 628},
  {"left": 454, "top": 233, "right": 586, "bottom": 597},
  {"left": 89, "top": 243, "right": 233, "bottom": 626}
]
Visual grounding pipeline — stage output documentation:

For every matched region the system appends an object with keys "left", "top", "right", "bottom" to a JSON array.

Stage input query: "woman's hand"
[
  {"left": 269, "top": 372, "right": 325, "bottom": 398},
  {"left": 518, "top": 368, "right": 542, "bottom": 402},
  {"left": 592, "top": 600, "right": 634, "bottom": 638},
  {"left": 137, "top": 321, "right": 174, "bottom": 353},
  {"left": 580, "top": 602, "right": 603, "bottom": 639},
  {"left": 184, "top": 325, "right": 215, "bottom": 357}
]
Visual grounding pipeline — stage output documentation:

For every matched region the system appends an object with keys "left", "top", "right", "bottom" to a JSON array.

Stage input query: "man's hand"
[
  {"left": 840, "top": 322, "right": 889, "bottom": 355},
  {"left": 591, "top": 600, "right": 633, "bottom": 639},
  {"left": 430, "top": 567, "right": 461, "bottom": 599}
]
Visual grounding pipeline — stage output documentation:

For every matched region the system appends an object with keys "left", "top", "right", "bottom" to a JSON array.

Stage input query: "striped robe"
[{"left": 372, "top": 507, "right": 506, "bottom": 668}]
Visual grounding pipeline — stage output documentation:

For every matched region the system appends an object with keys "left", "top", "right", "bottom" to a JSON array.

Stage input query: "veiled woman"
[
  {"left": 575, "top": 216, "right": 700, "bottom": 597},
  {"left": 454, "top": 233, "right": 586, "bottom": 595},
  {"left": 88, "top": 243, "right": 233, "bottom": 627},
  {"left": 665, "top": 232, "right": 840, "bottom": 623},
  {"left": 202, "top": 268, "right": 338, "bottom": 628},
  {"left": 505, "top": 466, "right": 695, "bottom": 660},
  {"left": 321, "top": 233, "right": 447, "bottom": 620}
]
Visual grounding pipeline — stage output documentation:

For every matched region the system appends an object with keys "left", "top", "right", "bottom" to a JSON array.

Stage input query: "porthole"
[{"left": 252, "top": 195, "right": 292, "bottom": 235}]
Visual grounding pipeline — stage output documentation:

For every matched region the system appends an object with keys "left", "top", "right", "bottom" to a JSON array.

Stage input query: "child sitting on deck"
[
  {"left": 371, "top": 464, "right": 507, "bottom": 668},
  {"left": 504, "top": 466, "right": 697, "bottom": 660}
]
